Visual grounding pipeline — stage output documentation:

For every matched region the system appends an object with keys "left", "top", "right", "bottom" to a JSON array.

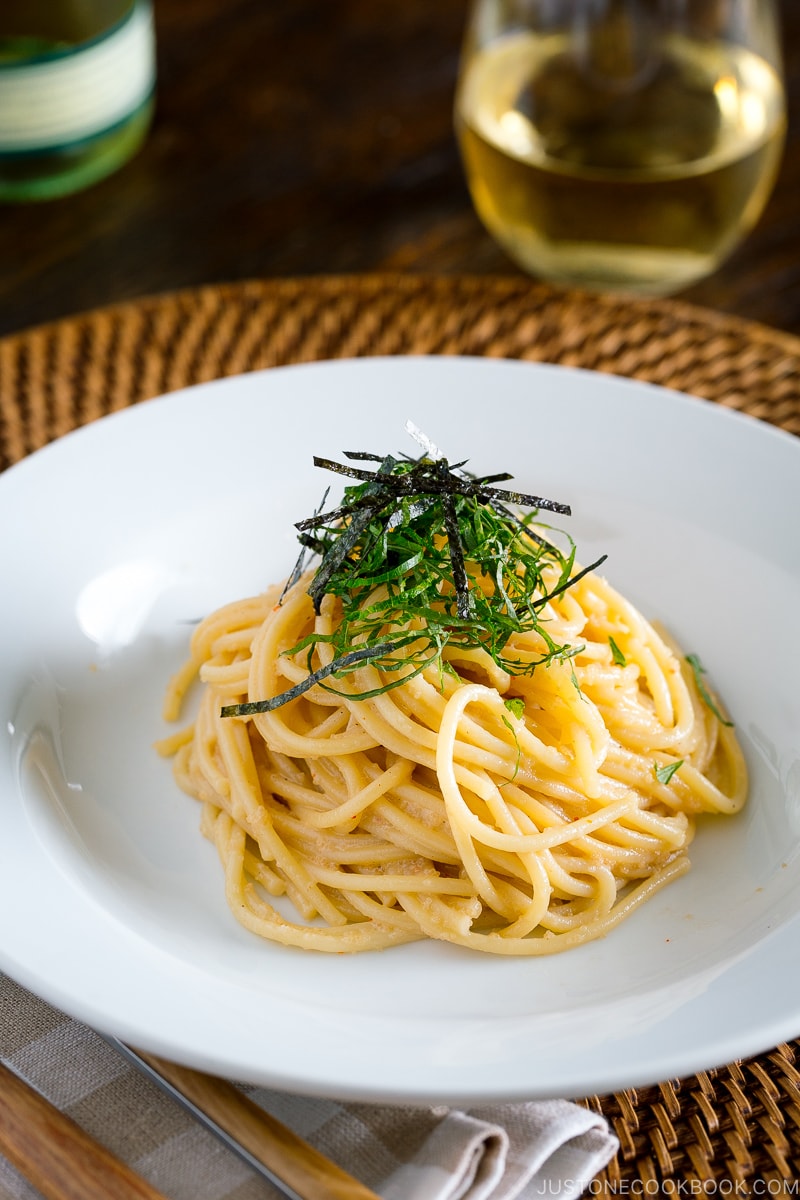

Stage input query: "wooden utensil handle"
[
  {"left": 135, "top": 1049, "right": 382, "bottom": 1200},
  {"left": 0, "top": 1061, "right": 167, "bottom": 1200}
]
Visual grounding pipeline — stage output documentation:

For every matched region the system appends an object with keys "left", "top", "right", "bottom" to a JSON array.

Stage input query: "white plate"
[{"left": 1, "top": 357, "right": 799, "bottom": 1105}]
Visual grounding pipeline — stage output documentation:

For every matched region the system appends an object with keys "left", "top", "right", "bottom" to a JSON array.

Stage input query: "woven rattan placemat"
[{"left": 0, "top": 274, "right": 798, "bottom": 1189}]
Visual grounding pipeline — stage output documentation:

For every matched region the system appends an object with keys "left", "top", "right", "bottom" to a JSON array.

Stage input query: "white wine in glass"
[{"left": 455, "top": 0, "right": 786, "bottom": 295}]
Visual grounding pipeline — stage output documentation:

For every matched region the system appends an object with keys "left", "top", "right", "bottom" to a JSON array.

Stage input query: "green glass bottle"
[{"left": 0, "top": 0, "right": 155, "bottom": 201}]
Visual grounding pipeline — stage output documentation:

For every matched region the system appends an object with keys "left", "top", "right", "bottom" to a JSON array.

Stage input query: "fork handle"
[
  {"left": 0, "top": 1061, "right": 167, "bottom": 1200},
  {"left": 133, "top": 1049, "right": 383, "bottom": 1200}
]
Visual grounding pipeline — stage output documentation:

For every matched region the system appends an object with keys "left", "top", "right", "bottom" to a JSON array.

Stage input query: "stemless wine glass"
[{"left": 454, "top": 0, "right": 786, "bottom": 295}]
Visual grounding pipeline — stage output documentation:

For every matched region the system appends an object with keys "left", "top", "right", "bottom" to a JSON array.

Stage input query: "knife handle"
[
  {"left": 0, "top": 1061, "right": 167, "bottom": 1200},
  {"left": 134, "top": 1049, "right": 382, "bottom": 1200}
]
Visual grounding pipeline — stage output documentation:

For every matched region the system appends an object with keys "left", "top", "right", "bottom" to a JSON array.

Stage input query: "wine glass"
[{"left": 454, "top": 0, "right": 786, "bottom": 295}]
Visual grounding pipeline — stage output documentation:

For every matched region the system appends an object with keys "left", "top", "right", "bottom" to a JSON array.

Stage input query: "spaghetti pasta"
[{"left": 159, "top": 556, "right": 747, "bottom": 955}]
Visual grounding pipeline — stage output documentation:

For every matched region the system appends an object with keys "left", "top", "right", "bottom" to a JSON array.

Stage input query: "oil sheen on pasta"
[
  {"left": 455, "top": 31, "right": 785, "bottom": 294},
  {"left": 159, "top": 558, "right": 747, "bottom": 955}
]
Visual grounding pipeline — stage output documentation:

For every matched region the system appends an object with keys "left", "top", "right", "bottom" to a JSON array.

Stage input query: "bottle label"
[{"left": 0, "top": 1, "right": 155, "bottom": 154}]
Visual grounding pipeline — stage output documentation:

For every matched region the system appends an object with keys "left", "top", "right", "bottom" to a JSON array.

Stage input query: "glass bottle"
[{"left": 0, "top": 0, "right": 155, "bottom": 202}]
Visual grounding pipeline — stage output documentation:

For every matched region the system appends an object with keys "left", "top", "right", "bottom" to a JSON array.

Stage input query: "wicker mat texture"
[{"left": 0, "top": 273, "right": 798, "bottom": 1191}]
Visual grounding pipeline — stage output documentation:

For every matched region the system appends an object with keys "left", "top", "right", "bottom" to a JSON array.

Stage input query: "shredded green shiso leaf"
[
  {"left": 608, "top": 636, "right": 626, "bottom": 667},
  {"left": 654, "top": 760, "right": 684, "bottom": 786},
  {"left": 221, "top": 425, "right": 608, "bottom": 717},
  {"left": 685, "top": 653, "right": 734, "bottom": 728}
]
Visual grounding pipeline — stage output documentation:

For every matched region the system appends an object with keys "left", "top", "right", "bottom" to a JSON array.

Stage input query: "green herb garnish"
[
  {"left": 501, "top": 699, "right": 526, "bottom": 784},
  {"left": 654, "top": 760, "right": 683, "bottom": 785},
  {"left": 608, "top": 636, "right": 626, "bottom": 666},
  {"left": 685, "top": 653, "right": 734, "bottom": 727},
  {"left": 222, "top": 425, "right": 607, "bottom": 716}
]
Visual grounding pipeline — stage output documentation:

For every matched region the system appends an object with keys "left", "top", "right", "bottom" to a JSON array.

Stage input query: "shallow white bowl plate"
[{"left": 1, "top": 358, "right": 798, "bottom": 1104}]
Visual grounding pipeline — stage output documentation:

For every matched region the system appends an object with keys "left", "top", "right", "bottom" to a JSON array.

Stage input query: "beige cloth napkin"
[{"left": 0, "top": 973, "right": 617, "bottom": 1200}]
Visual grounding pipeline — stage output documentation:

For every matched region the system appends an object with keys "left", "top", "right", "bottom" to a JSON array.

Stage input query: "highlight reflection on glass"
[{"left": 455, "top": 0, "right": 786, "bottom": 296}]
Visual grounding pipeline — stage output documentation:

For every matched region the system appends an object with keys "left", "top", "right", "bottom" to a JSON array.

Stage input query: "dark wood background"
[{"left": 1, "top": 0, "right": 798, "bottom": 339}]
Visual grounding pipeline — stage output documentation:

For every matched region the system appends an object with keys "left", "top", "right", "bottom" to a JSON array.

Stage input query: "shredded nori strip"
[
  {"left": 220, "top": 641, "right": 401, "bottom": 716},
  {"left": 222, "top": 428, "right": 608, "bottom": 716},
  {"left": 279, "top": 486, "right": 330, "bottom": 602}
]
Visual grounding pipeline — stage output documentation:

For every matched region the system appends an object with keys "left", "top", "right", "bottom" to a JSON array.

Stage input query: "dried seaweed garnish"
[
  {"left": 223, "top": 424, "right": 608, "bottom": 716},
  {"left": 219, "top": 641, "right": 401, "bottom": 716},
  {"left": 279, "top": 486, "right": 330, "bottom": 602}
]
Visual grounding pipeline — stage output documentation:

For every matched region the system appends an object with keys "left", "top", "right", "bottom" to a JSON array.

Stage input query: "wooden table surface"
[{"left": 1, "top": 0, "right": 798, "bottom": 340}]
